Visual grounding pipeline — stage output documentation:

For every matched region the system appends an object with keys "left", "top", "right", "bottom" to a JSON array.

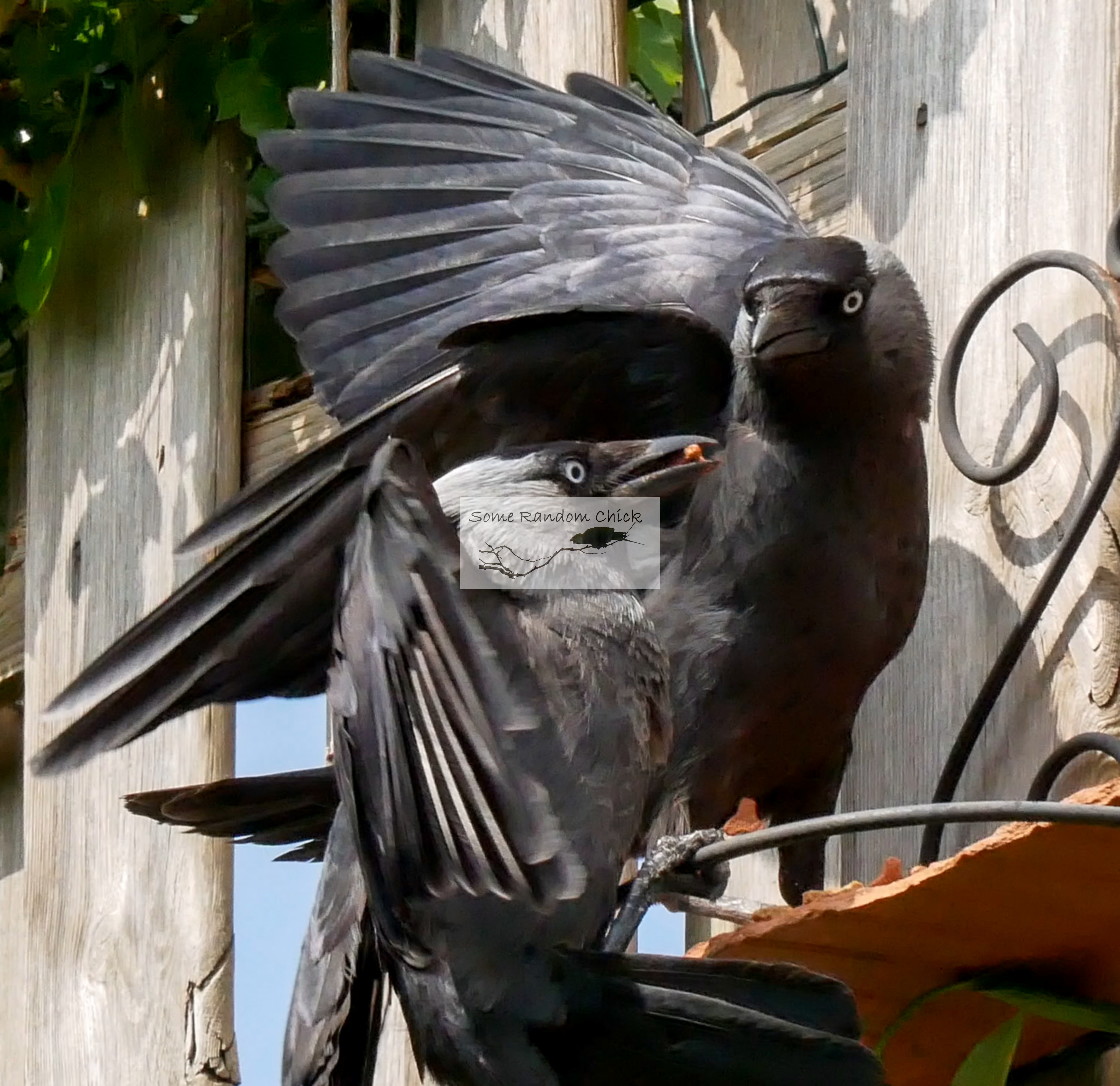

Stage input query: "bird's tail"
[
  {"left": 541, "top": 950, "right": 883, "bottom": 1086},
  {"left": 123, "top": 767, "right": 337, "bottom": 861}
]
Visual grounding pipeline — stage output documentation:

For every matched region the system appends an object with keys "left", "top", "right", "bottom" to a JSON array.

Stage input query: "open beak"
[
  {"left": 608, "top": 435, "right": 721, "bottom": 498},
  {"left": 750, "top": 302, "right": 831, "bottom": 362}
]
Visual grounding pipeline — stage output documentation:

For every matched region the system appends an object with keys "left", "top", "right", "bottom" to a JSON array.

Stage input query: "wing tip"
[{"left": 29, "top": 736, "right": 85, "bottom": 777}]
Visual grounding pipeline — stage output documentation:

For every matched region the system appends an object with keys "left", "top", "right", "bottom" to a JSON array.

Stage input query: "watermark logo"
[{"left": 458, "top": 497, "right": 662, "bottom": 589}]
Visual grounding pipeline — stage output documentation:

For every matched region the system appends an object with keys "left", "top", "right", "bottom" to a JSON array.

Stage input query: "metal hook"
[
  {"left": 1027, "top": 733, "right": 1120, "bottom": 801},
  {"left": 920, "top": 250, "right": 1120, "bottom": 864}
]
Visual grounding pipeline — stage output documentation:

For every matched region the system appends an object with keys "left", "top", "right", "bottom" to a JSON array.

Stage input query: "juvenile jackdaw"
[{"left": 127, "top": 436, "right": 883, "bottom": 1086}]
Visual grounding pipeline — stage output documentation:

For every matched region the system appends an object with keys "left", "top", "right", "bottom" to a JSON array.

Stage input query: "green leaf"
[
  {"left": 255, "top": 0, "right": 330, "bottom": 92},
  {"left": 162, "top": 19, "right": 224, "bottom": 142},
  {"left": 878, "top": 972, "right": 1120, "bottom": 1065},
  {"left": 979, "top": 984, "right": 1120, "bottom": 1035},
  {"left": 14, "top": 161, "right": 72, "bottom": 316},
  {"left": 247, "top": 162, "right": 278, "bottom": 215},
  {"left": 626, "top": 0, "right": 683, "bottom": 110},
  {"left": 951, "top": 1014, "right": 1023, "bottom": 1086},
  {"left": 215, "top": 56, "right": 288, "bottom": 137}
]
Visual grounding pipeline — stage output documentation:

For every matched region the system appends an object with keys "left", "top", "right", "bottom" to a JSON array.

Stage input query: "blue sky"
[{"left": 233, "top": 697, "right": 685, "bottom": 1085}]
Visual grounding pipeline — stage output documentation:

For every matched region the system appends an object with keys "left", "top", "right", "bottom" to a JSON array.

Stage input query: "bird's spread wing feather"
[
  {"left": 283, "top": 808, "right": 383, "bottom": 1086},
  {"left": 331, "top": 440, "right": 585, "bottom": 965},
  {"left": 124, "top": 767, "right": 337, "bottom": 861},
  {"left": 260, "top": 47, "right": 802, "bottom": 420},
  {"left": 30, "top": 378, "right": 457, "bottom": 775}
]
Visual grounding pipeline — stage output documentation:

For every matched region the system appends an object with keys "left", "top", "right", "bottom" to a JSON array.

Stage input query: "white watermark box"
[{"left": 458, "top": 497, "right": 662, "bottom": 589}]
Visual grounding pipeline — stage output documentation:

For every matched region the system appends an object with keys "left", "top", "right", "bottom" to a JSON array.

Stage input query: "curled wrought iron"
[
  {"left": 1027, "top": 733, "right": 1120, "bottom": 801},
  {"left": 604, "top": 798, "right": 1120, "bottom": 951},
  {"left": 919, "top": 249, "right": 1120, "bottom": 864}
]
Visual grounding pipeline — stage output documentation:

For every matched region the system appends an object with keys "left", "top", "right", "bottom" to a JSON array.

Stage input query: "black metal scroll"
[
  {"left": 919, "top": 250, "right": 1120, "bottom": 863},
  {"left": 603, "top": 225, "right": 1120, "bottom": 952}
]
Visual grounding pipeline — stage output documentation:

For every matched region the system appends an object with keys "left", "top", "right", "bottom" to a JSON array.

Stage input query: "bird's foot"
[
  {"left": 601, "top": 828, "right": 724, "bottom": 952},
  {"left": 722, "top": 797, "right": 765, "bottom": 836}
]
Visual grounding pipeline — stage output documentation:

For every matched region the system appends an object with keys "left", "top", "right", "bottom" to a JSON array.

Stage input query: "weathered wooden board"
[
  {"left": 243, "top": 373, "right": 336, "bottom": 485},
  {"left": 416, "top": 0, "right": 625, "bottom": 88},
  {"left": 842, "top": 0, "right": 1120, "bottom": 887},
  {"left": 17, "top": 117, "right": 243, "bottom": 1084},
  {"left": 683, "top": 0, "right": 847, "bottom": 132}
]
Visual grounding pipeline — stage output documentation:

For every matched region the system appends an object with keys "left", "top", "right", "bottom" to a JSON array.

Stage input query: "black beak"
[
  {"left": 607, "top": 435, "right": 720, "bottom": 498},
  {"left": 749, "top": 298, "right": 831, "bottom": 362}
]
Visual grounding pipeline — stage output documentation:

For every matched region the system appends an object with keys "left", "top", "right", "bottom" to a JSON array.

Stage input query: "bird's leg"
[
  {"left": 649, "top": 797, "right": 766, "bottom": 902},
  {"left": 654, "top": 857, "right": 730, "bottom": 901},
  {"left": 657, "top": 891, "right": 760, "bottom": 927},
  {"left": 601, "top": 828, "right": 724, "bottom": 952}
]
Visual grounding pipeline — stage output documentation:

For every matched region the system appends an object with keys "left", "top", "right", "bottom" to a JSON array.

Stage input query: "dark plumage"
[
  {"left": 34, "top": 49, "right": 933, "bottom": 909},
  {"left": 124, "top": 766, "right": 335, "bottom": 861},
  {"left": 127, "top": 438, "right": 883, "bottom": 1086},
  {"left": 652, "top": 236, "right": 933, "bottom": 903}
]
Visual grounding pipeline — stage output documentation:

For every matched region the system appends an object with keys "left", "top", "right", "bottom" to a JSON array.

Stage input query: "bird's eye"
[
  {"left": 562, "top": 457, "right": 588, "bottom": 485},
  {"left": 841, "top": 289, "right": 865, "bottom": 315}
]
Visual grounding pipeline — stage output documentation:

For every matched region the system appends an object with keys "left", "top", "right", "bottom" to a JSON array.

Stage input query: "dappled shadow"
[{"left": 847, "top": 0, "right": 988, "bottom": 240}]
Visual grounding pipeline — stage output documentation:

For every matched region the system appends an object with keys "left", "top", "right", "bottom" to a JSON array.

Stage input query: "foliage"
[
  {"left": 951, "top": 1015, "right": 1023, "bottom": 1086},
  {"left": 0, "top": 0, "right": 684, "bottom": 394},
  {"left": 627, "top": 0, "right": 682, "bottom": 111},
  {"left": 878, "top": 972, "right": 1120, "bottom": 1085}
]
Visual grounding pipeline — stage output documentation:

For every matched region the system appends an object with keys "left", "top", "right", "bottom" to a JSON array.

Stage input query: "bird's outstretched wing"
[
  {"left": 283, "top": 808, "right": 382, "bottom": 1086},
  {"left": 261, "top": 46, "right": 801, "bottom": 421},
  {"left": 124, "top": 767, "right": 337, "bottom": 861},
  {"left": 331, "top": 439, "right": 585, "bottom": 965},
  {"left": 31, "top": 378, "right": 455, "bottom": 775}
]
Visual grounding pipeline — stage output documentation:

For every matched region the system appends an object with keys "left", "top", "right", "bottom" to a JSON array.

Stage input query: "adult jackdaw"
[{"left": 34, "top": 50, "right": 934, "bottom": 908}]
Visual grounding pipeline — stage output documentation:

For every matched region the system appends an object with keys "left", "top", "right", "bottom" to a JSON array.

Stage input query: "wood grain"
[
  {"left": 843, "top": 0, "right": 1120, "bottom": 884},
  {"left": 683, "top": 0, "right": 848, "bottom": 132},
  {"left": 18, "top": 118, "right": 243, "bottom": 1084},
  {"left": 416, "top": 0, "right": 625, "bottom": 89}
]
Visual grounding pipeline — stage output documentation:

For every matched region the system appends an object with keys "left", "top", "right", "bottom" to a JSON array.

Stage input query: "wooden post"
[
  {"left": 842, "top": 0, "right": 1120, "bottom": 884},
  {"left": 842, "top": 8, "right": 1120, "bottom": 1082},
  {"left": 416, "top": 0, "right": 625, "bottom": 88},
  {"left": 17, "top": 115, "right": 243, "bottom": 1083},
  {"left": 369, "top": 3, "right": 627, "bottom": 1080},
  {"left": 682, "top": 1, "right": 851, "bottom": 946},
  {"left": 682, "top": 0, "right": 848, "bottom": 131}
]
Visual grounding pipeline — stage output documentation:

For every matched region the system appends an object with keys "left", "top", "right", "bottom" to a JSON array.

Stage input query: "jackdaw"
[
  {"left": 33, "top": 50, "right": 934, "bottom": 910},
  {"left": 127, "top": 436, "right": 883, "bottom": 1086}
]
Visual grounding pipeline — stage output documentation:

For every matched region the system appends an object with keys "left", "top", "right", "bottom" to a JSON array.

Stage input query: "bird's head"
[
  {"left": 435, "top": 436, "right": 719, "bottom": 590},
  {"left": 433, "top": 434, "right": 720, "bottom": 514},
  {"left": 732, "top": 236, "right": 934, "bottom": 430}
]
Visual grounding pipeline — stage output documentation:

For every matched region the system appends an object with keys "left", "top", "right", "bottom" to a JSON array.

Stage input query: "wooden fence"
[{"left": 2, "top": 1, "right": 1119, "bottom": 1083}]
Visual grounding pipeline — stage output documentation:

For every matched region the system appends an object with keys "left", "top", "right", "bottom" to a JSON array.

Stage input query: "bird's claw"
[{"left": 600, "top": 828, "right": 725, "bottom": 952}]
